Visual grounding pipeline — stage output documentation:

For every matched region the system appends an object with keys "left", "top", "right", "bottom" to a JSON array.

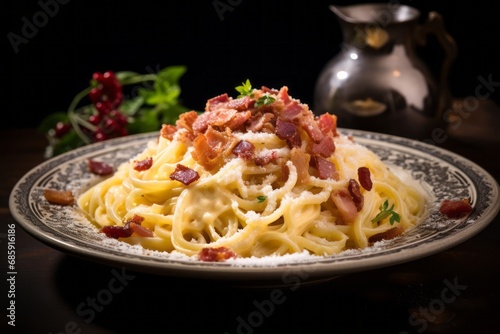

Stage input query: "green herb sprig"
[
  {"left": 38, "top": 65, "right": 190, "bottom": 157},
  {"left": 235, "top": 79, "right": 254, "bottom": 98},
  {"left": 255, "top": 95, "right": 276, "bottom": 107},
  {"left": 257, "top": 195, "right": 267, "bottom": 203},
  {"left": 371, "top": 200, "right": 401, "bottom": 225}
]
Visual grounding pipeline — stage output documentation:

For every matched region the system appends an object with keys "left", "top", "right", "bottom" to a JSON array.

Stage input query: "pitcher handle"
[{"left": 416, "top": 11, "right": 458, "bottom": 116}]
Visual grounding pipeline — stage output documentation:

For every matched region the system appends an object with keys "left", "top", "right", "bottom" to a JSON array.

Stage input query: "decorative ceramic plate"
[{"left": 9, "top": 130, "right": 499, "bottom": 282}]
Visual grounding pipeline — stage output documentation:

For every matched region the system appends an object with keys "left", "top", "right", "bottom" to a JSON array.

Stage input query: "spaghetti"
[{"left": 77, "top": 83, "right": 428, "bottom": 259}]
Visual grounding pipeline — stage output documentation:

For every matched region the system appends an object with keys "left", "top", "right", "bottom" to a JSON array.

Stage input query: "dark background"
[{"left": 3, "top": 0, "right": 500, "bottom": 129}]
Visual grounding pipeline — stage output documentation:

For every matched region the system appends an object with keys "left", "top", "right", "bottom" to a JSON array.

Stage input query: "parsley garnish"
[
  {"left": 235, "top": 79, "right": 254, "bottom": 98},
  {"left": 255, "top": 95, "right": 276, "bottom": 107},
  {"left": 371, "top": 200, "right": 400, "bottom": 225},
  {"left": 257, "top": 195, "right": 267, "bottom": 203}
]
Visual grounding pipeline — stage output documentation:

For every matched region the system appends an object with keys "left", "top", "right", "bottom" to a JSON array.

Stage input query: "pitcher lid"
[{"left": 330, "top": 3, "right": 420, "bottom": 24}]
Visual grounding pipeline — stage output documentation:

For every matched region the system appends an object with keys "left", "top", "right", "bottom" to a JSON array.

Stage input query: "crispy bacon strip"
[
  {"left": 331, "top": 189, "right": 358, "bottom": 224},
  {"left": 205, "top": 93, "right": 230, "bottom": 111},
  {"left": 291, "top": 148, "right": 310, "bottom": 184},
  {"left": 169, "top": 164, "right": 200, "bottom": 185},
  {"left": 43, "top": 189, "right": 74, "bottom": 206},
  {"left": 129, "top": 222, "right": 154, "bottom": 237},
  {"left": 134, "top": 157, "right": 153, "bottom": 171},
  {"left": 88, "top": 159, "right": 114, "bottom": 176},
  {"left": 160, "top": 124, "right": 178, "bottom": 140},
  {"left": 276, "top": 119, "right": 301, "bottom": 148},
  {"left": 309, "top": 136, "right": 335, "bottom": 157},
  {"left": 439, "top": 199, "right": 473, "bottom": 218},
  {"left": 358, "top": 167, "right": 372, "bottom": 191},
  {"left": 192, "top": 127, "right": 236, "bottom": 172},
  {"left": 247, "top": 112, "right": 275, "bottom": 132},
  {"left": 232, "top": 140, "right": 255, "bottom": 160},
  {"left": 176, "top": 111, "right": 198, "bottom": 133},
  {"left": 348, "top": 179, "right": 364, "bottom": 211},
  {"left": 318, "top": 113, "right": 337, "bottom": 136},
  {"left": 368, "top": 227, "right": 402, "bottom": 243},
  {"left": 100, "top": 225, "right": 133, "bottom": 239},
  {"left": 198, "top": 247, "right": 237, "bottom": 262},
  {"left": 311, "top": 156, "right": 339, "bottom": 180}
]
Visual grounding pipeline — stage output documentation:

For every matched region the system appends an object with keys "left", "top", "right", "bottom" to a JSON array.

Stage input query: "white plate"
[{"left": 9, "top": 130, "right": 500, "bottom": 282}]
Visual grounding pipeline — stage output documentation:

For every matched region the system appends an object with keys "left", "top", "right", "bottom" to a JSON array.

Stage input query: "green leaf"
[
  {"left": 255, "top": 95, "right": 276, "bottom": 107},
  {"left": 127, "top": 108, "right": 161, "bottom": 134},
  {"left": 235, "top": 79, "right": 253, "bottom": 98},
  {"left": 257, "top": 195, "right": 267, "bottom": 203},
  {"left": 156, "top": 65, "right": 187, "bottom": 84},
  {"left": 120, "top": 96, "right": 145, "bottom": 116},
  {"left": 371, "top": 211, "right": 390, "bottom": 224},
  {"left": 52, "top": 130, "right": 84, "bottom": 156},
  {"left": 371, "top": 200, "right": 400, "bottom": 225},
  {"left": 389, "top": 212, "right": 401, "bottom": 225},
  {"left": 159, "top": 104, "right": 190, "bottom": 125}
]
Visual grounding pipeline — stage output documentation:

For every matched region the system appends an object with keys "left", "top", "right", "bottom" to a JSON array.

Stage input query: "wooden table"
[{"left": 2, "top": 102, "right": 499, "bottom": 333}]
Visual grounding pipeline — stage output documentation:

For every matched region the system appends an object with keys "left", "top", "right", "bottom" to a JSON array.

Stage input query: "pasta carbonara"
[{"left": 78, "top": 83, "right": 428, "bottom": 260}]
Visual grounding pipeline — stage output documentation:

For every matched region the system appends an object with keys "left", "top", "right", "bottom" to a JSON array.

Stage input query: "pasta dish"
[{"left": 77, "top": 82, "right": 428, "bottom": 260}]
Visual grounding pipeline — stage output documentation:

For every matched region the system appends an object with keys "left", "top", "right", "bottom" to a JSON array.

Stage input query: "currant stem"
[{"left": 67, "top": 87, "right": 94, "bottom": 144}]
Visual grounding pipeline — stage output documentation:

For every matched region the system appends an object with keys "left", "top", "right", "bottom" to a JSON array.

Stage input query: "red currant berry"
[
  {"left": 54, "top": 122, "right": 71, "bottom": 138},
  {"left": 88, "top": 114, "right": 101, "bottom": 125},
  {"left": 89, "top": 87, "right": 102, "bottom": 104},
  {"left": 93, "top": 129, "right": 107, "bottom": 142},
  {"left": 92, "top": 72, "right": 104, "bottom": 83},
  {"left": 95, "top": 101, "right": 112, "bottom": 114}
]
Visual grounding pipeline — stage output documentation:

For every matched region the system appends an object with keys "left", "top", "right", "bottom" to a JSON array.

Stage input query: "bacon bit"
[
  {"left": 192, "top": 127, "right": 235, "bottom": 172},
  {"left": 101, "top": 225, "right": 133, "bottom": 239},
  {"left": 291, "top": 148, "right": 311, "bottom": 184},
  {"left": 160, "top": 124, "right": 178, "bottom": 140},
  {"left": 127, "top": 214, "right": 145, "bottom": 225},
  {"left": 227, "top": 96, "right": 252, "bottom": 111},
  {"left": 43, "top": 189, "right": 75, "bottom": 206},
  {"left": 358, "top": 167, "right": 372, "bottom": 191},
  {"left": 198, "top": 247, "right": 237, "bottom": 262},
  {"left": 368, "top": 227, "right": 403, "bottom": 243},
  {"left": 332, "top": 189, "right": 358, "bottom": 223},
  {"left": 88, "top": 159, "right": 114, "bottom": 176},
  {"left": 169, "top": 164, "right": 200, "bottom": 185},
  {"left": 261, "top": 86, "right": 279, "bottom": 95},
  {"left": 439, "top": 199, "right": 473, "bottom": 219},
  {"left": 278, "top": 86, "right": 291, "bottom": 105},
  {"left": 318, "top": 113, "right": 338, "bottom": 136},
  {"left": 192, "top": 110, "right": 213, "bottom": 133},
  {"left": 309, "top": 136, "right": 336, "bottom": 157},
  {"left": 205, "top": 93, "right": 230, "bottom": 111},
  {"left": 232, "top": 140, "right": 255, "bottom": 159},
  {"left": 348, "top": 179, "right": 364, "bottom": 211},
  {"left": 281, "top": 101, "right": 303, "bottom": 121},
  {"left": 311, "top": 156, "right": 339, "bottom": 180},
  {"left": 255, "top": 151, "right": 279, "bottom": 166},
  {"left": 275, "top": 119, "right": 301, "bottom": 147},
  {"left": 225, "top": 110, "right": 252, "bottom": 130},
  {"left": 175, "top": 111, "right": 198, "bottom": 133},
  {"left": 299, "top": 114, "right": 324, "bottom": 143},
  {"left": 247, "top": 112, "right": 275, "bottom": 133},
  {"left": 134, "top": 157, "right": 153, "bottom": 171},
  {"left": 129, "top": 222, "right": 154, "bottom": 237}
]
